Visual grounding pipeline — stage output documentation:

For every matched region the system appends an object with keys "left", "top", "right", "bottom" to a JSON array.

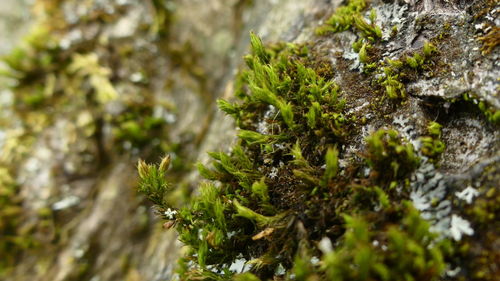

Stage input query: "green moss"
[
  {"left": 0, "top": 167, "right": 32, "bottom": 275},
  {"left": 375, "top": 41, "right": 438, "bottom": 99},
  {"left": 316, "top": 0, "right": 381, "bottom": 42},
  {"left": 320, "top": 203, "right": 450, "bottom": 281},
  {"left": 318, "top": 0, "right": 440, "bottom": 99},
  {"left": 419, "top": 121, "right": 445, "bottom": 160},
  {"left": 453, "top": 163, "right": 500, "bottom": 281},
  {"left": 150, "top": 0, "right": 175, "bottom": 38},
  {"left": 365, "top": 129, "right": 420, "bottom": 181},
  {"left": 462, "top": 92, "right": 500, "bottom": 124},
  {"left": 137, "top": 33, "right": 455, "bottom": 280}
]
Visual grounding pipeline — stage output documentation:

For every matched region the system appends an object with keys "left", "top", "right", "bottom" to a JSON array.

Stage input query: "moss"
[
  {"left": 375, "top": 41, "right": 438, "bottom": 99},
  {"left": 319, "top": 203, "right": 451, "bottom": 281},
  {"left": 365, "top": 128, "right": 420, "bottom": 182},
  {"left": 462, "top": 93, "right": 500, "bottom": 124},
  {"left": 0, "top": 167, "right": 33, "bottom": 275},
  {"left": 419, "top": 121, "right": 445, "bottom": 160},
  {"left": 452, "top": 163, "right": 500, "bottom": 281},
  {"left": 138, "top": 31, "right": 454, "bottom": 280},
  {"left": 151, "top": 0, "right": 175, "bottom": 38},
  {"left": 318, "top": 0, "right": 440, "bottom": 100},
  {"left": 316, "top": 0, "right": 382, "bottom": 42}
]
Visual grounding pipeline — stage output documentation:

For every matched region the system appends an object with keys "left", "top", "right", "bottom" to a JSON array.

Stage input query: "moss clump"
[
  {"left": 451, "top": 163, "right": 500, "bottom": 281},
  {"left": 462, "top": 92, "right": 500, "bottom": 124},
  {"left": 318, "top": 203, "right": 451, "bottom": 281},
  {"left": 0, "top": 167, "right": 34, "bottom": 275},
  {"left": 316, "top": 0, "right": 381, "bottom": 42},
  {"left": 317, "top": 0, "right": 439, "bottom": 100},
  {"left": 375, "top": 41, "right": 438, "bottom": 99},
  {"left": 365, "top": 128, "right": 420, "bottom": 181},
  {"left": 419, "top": 121, "right": 445, "bottom": 160},
  {"left": 138, "top": 32, "right": 452, "bottom": 280}
]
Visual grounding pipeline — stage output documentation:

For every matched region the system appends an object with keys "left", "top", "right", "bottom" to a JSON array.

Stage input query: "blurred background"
[{"left": 0, "top": 0, "right": 320, "bottom": 280}]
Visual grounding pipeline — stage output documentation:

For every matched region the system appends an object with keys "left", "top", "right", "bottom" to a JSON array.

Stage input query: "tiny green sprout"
[
  {"left": 462, "top": 92, "right": 500, "bottom": 123},
  {"left": 365, "top": 129, "right": 420, "bottom": 180},
  {"left": 159, "top": 154, "right": 171, "bottom": 172},
  {"left": 306, "top": 102, "right": 321, "bottom": 129},
  {"left": 316, "top": 0, "right": 367, "bottom": 35},
  {"left": 244, "top": 54, "right": 255, "bottom": 69},
  {"left": 391, "top": 25, "right": 398, "bottom": 36},
  {"left": 251, "top": 177, "right": 270, "bottom": 202},
  {"left": 137, "top": 159, "right": 148, "bottom": 179},
  {"left": 420, "top": 136, "right": 445, "bottom": 158},
  {"left": 249, "top": 84, "right": 279, "bottom": 107},
  {"left": 427, "top": 121, "right": 442, "bottom": 137},
  {"left": 413, "top": 53, "right": 424, "bottom": 65},
  {"left": 381, "top": 75, "right": 405, "bottom": 99},
  {"left": 306, "top": 106, "right": 317, "bottom": 129},
  {"left": 386, "top": 58, "right": 403, "bottom": 68},
  {"left": 373, "top": 186, "right": 389, "bottom": 209},
  {"left": 233, "top": 200, "right": 286, "bottom": 227},
  {"left": 321, "top": 146, "right": 339, "bottom": 187},
  {"left": 137, "top": 158, "right": 171, "bottom": 206},
  {"left": 369, "top": 8, "right": 377, "bottom": 23},
  {"left": 478, "top": 101, "right": 486, "bottom": 112},
  {"left": 491, "top": 111, "right": 500, "bottom": 123},
  {"left": 277, "top": 99, "right": 295, "bottom": 128},
  {"left": 293, "top": 169, "right": 321, "bottom": 186},
  {"left": 406, "top": 56, "right": 418, "bottom": 69},
  {"left": 359, "top": 43, "right": 369, "bottom": 63},
  {"left": 352, "top": 38, "right": 364, "bottom": 53},
  {"left": 237, "top": 130, "right": 272, "bottom": 145},
  {"left": 217, "top": 99, "right": 240, "bottom": 118},
  {"left": 249, "top": 32, "right": 269, "bottom": 63},
  {"left": 423, "top": 41, "right": 437, "bottom": 57},
  {"left": 290, "top": 141, "right": 309, "bottom": 168},
  {"left": 353, "top": 15, "right": 382, "bottom": 41}
]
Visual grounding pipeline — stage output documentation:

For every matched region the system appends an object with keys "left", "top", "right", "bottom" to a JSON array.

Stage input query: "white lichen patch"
[
  {"left": 228, "top": 257, "right": 248, "bottom": 273},
  {"left": 318, "top": 237, "right": 333, "bottom": 254},
  {"left": 275, "top": 263, "right": 286, "bottom": 275},
  {"left": 52, "top": 195, "right": 81, "bottom": 211},
  {"left": 372, "top": 2, "right": 409, "bottom": 41},
  {"left": 164, "top": 208, "right": 178, "bottom": 220},
  {"left": 257, "top": 105, "right": 277, "bottom": 135},
  {"left": 391, "top": 114, "right": 420, "bottom": 150},
  {"left": 444, "top": 118, "right": 498, "bottom": 171},
  {"left": 455, "top": 186, "right": 479, "bottom": 204},
  {"left": 410, "top": 161, "right": 450, "bottom": 234},
  {"left": 346, "top": 101, "right": 370, "bottom": 115},
  {"left": 449, "top": 214, "right": 474, "bottom": 241},
  {"left": 268, "top": 167, "right": 279, "bottom": 179}
]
